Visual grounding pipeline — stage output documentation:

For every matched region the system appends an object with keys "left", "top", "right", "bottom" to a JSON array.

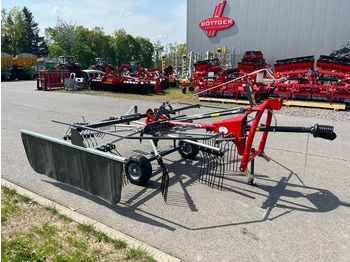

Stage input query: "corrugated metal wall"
[{"left": 187, "top": 0, "right": 350, "bottom": 63}]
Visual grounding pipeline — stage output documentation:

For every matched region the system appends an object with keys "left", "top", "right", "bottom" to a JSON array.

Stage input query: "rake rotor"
[{"left": 21, "top": 69, "right": 337, "bottom": 205}]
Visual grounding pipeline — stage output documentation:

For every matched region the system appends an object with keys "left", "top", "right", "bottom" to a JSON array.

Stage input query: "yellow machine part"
[
  {"left": 1, "top": 56, "right": 13, "bottom": 68},
  {"left": 12, "top": 56, "right": 37, "bottom": 67}
]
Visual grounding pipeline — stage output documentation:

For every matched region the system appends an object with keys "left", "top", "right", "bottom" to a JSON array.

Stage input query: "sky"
[{"left": 1, "top": 0, "right": 187, "bottom": 46}]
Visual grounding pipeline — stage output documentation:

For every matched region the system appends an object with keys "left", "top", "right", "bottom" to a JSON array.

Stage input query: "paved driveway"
[{"left": 2, "top": 81, "right": 350, "bottom": 262}]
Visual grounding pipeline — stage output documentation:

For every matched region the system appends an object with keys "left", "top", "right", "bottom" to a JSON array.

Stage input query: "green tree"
[
  {"left": 73, "top": 43, "right": 97, "bottom": 69},
  {"left": 153, "top": 40, "right": 164, "bottom": 68},
  {"left": 47, "top": 44, "right": 65, "bottom": 57},
  {"left": 74, "top": 26, "right": 116, "bottom": 68},
  {"left": 1, "top": 7, "right": 24, "bottom": 56},
  {"left": 166, "top": 42, "right": 186, "bottom": 57},
  {"left": 89, "top": 27, "right": 114, "bottom": 60},
  {"left": 135, "top": 36, "right": 154, "bottom": 68},
  {"left": 73, "top": 26, "right": 97, "bottom": 68},
  {"left": 45, "top": 23, "right": 118, "bottom": 69},
  {"left": 112, "top": 29, "right": 141, "bottom": 66},
  {"left": 18, "top": 7, "right": 48, "bottom": 56},
  {"left": 176, "top": 43, "right": 186, "bottom": 57},
  {"left": 102, "top": 34, "right": 118, "bottom": 67},
  {"left": 45, "top": 18, "right": 76, "bottom": 55}
]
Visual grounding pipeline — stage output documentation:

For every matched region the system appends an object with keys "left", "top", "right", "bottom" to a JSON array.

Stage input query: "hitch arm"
[{"left": 247, "top": 124, "right": 337, "bottom": 141}]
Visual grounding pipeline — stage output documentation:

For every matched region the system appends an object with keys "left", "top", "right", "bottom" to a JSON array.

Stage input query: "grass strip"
[{"left": 1, "top": 186, "right": 156, "bottom": 262}]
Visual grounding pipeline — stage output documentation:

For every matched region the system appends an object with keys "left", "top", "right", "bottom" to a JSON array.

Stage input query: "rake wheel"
[
  {"left": 178, "top": 140, "right": 200, "bottom": 159},
  {"left": 125, "top": 155, "right": 152, "bottom": 186}
]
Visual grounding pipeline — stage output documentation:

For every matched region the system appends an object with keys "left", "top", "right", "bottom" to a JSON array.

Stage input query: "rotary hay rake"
[{"left": 21, "top": 74, "right": 337, "bottom": 205}]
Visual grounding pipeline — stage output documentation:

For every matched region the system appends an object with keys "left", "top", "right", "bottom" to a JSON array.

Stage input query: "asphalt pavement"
[{"left": 2, "top": 81, "right": 350, "bottom": 262}]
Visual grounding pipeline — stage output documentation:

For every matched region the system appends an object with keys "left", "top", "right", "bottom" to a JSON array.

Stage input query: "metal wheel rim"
[
  {"left": 128, "top": 163, "right": 142, "bottom": 180},
  {"left": 181, "top": 143, "right": 192, "bottom": 155}
]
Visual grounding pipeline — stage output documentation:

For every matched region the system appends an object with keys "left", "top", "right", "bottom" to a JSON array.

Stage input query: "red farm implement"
[
  {"left": 90, "top": 67, "right": 164, "bottom": 94},
  {"left": 238, "top": 51, "right": 268, "bottom": 72},
  {"left": 270, "top": 55, "right": 350, "bottom": 104},
  {"left": 21, "top": 83, "right": 336, "bottom": 204},
  {"left": 119, "top": 62, "right": 173, "bottom": 90},
  {"left": 161, "top": 65, "right": 178, "bottom": 88},
  {"left": 89, "top": 58, "right": 114, "bottom": 72},
  {"left": 37, "top": 70, "right": 70, "bottom": 90},
  {"left": 194, "top": 52, "right": 271, "bottom": 101}
]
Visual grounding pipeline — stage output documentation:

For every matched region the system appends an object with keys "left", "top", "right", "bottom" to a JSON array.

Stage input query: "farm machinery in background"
[
  {"left": 162, "top": 65, "right": 178, "bottom": 87},
  {"left": 90, "top": 66, "right": 165, "bottom": 95},
  {"left": 1, "top": 53, "right": 12, "bottom": 81},
  {"left": 36, "top": 57, "right": 169, "bottom": 95},
  {"left": 89, "top": 60, "right": 181, "bottom": 94},
  {"left": 55, "top": 56, "right": 82, "bottom": 72},
  {"left": 330, "top": 41, "right": 350, "bottom": 59},
  {"left": 37, "top": 56, "right": 78, "bottom": 90},
  {"left": 89, "top": 58, "right": 114, "bottom": 72},
  {"left": 194, "top": 51, "right": 271, "bottom": 101},
  {"left": 36, "top": 57, "right": 58, "bottom": 71},
  {"left": 1, "top": 53, "right": 37, "bottom": 81},
  {"left": 118, "top": 61, "right": 142, "bottom": 76},
  {"left": 193, "top": 50, "right": 350, "bottom": 105},
  {"left": 270, "top": 55, "right": 350, "bottom": 103},
  {"left": 118, "top": 61, "right": 176, "bottom": 89}
]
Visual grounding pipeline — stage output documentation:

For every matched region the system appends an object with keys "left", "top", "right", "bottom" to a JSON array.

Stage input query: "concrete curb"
[{"left": 1, "top": 179, "right": 181, "bottom": 262}]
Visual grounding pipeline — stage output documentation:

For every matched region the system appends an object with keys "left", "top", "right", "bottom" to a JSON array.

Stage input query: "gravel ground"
[
  {"left": 277, "top": 105, "right": 350, "bottom": 121},
  {"left": 198, "top": 101, "right": 350, "bottom": 122}
]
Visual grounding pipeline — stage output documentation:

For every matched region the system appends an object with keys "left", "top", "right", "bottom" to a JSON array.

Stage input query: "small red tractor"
[
  {"left": 55, "top": 56, "right": 82, "bottom": 72},
  {"left": 118, "top": 61, "right": 142, "bottom": 76},
  {"left": 89, "top": 58, "right": 114, "bottom": 72}
]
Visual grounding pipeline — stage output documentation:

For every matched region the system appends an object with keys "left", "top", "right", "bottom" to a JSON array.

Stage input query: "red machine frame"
[
  {"left": 22, "top": 78, "right": 337, "bottom": 204},
  {"left": 194, "top": 52, "right": 271, "bottom": 101},
  {"left": 90, "top": 67, "right": 163, "bottom": 94},
  {"left": 37, "top": 70, "right": 70, "bottom": 90},
  {"left": 271, "top": 55, "right": 350, "bottom": 104}
]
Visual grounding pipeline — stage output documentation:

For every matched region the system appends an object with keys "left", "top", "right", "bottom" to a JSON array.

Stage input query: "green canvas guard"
[{"left": 21, "top": 130, "right": 126, "bottom": 205}]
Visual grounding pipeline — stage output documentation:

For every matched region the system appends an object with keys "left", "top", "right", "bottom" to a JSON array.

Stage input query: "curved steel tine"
[
  {"left": 93, "top": 135, "right": 98, "bottom": 146},
  {"left": 203, "top": 152, "right": 209, "bottom": 185},
  {"left": 219, "top": 155, "right": 225, "bottom": 189},
  {"left": 199, "top": 150, "right": 205, "bottom": 181},
  {"left": 212, "top": 155, "right": 219, "bottom": 188},
  {"left": 84, "top": 132, "right": 91, "bottom": 147},
  {"left": 208, "top": 153, "right": 214, "bottom": 187},
  {"left": 234, "top": 144, "right": 239, "bottom": 171},
  {"left": 201, "top": 151, "right": 207, "bottom": 184}
]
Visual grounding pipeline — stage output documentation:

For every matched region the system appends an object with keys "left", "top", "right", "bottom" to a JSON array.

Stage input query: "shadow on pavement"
[{"left": 43, "top": 156, "right": 350, "bottom": 232}]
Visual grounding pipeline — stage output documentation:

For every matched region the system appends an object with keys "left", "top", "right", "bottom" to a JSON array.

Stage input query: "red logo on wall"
[{"left": 199, "top": 0, "right": 234, "bottom": 37}]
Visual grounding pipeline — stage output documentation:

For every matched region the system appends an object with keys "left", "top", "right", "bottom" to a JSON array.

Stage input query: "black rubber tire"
[
  {"left": 178, "top": 140, "right": 200, "bottom": 159},
  {"left": 125, "top": 155, "right": 152, "bottom": 185}
]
